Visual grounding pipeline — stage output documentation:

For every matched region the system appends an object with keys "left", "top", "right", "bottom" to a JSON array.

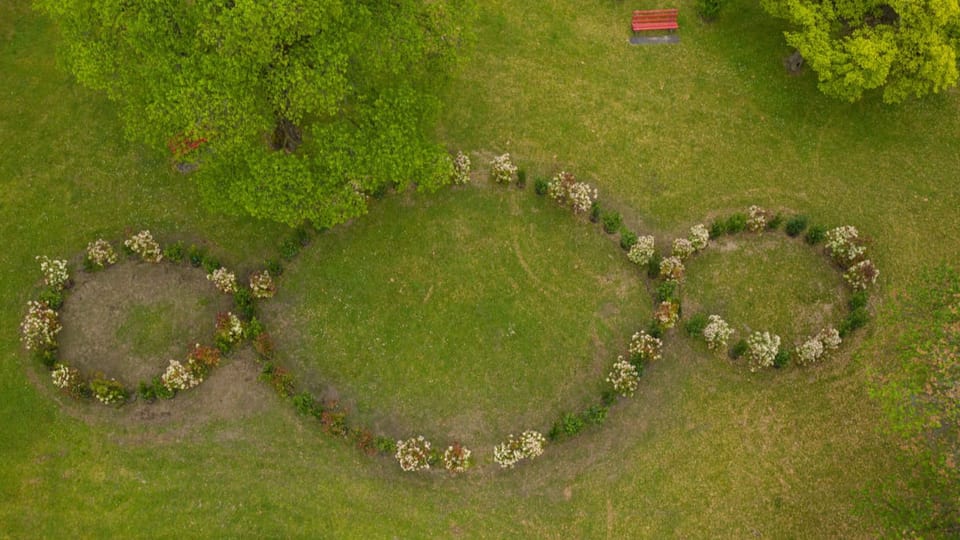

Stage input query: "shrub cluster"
[
  {"left": 207, "top": 267, "right": 238, "bottom": 294},
  {"left": 746, "top": 331, "right": 781, "bottom": 372},
  {"left": 627, "top": 235, "right": 656, "bottom": 267},
  {"left": 493, "top": 430, "right": 546, "bottom": 469},
  {"left": 84, "top": 239, "right": 118, "bottom": 269},
  {"left": 489, "top": 153, "right": 517, "bottom": 185},
  {"left": 451, "top": 151, "right": 471, "bottom": 185},
  {"left": 124, "top": 230, "right": 163, "bottom": 262},
  {"left": 547, "top": 171, "right": 598, "bottom": 214},
  {"left": 396, "top": 436, "right": 433, "bottom": 472},
  {"left": 249, "top": 270, "right": 276, "bottom": 298},
  {"left": 606, "top": 355, "right": 640, "bottom": 397}
]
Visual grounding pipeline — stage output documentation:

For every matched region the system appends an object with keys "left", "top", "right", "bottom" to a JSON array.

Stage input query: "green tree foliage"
[
  {"left": 36, "top": 0, "right": 474, "bottom": 226},
  {"left": 761, "top": 0, "right": 960, "bottom": 103},
  {"left": 870, "top": 265, "right": 960, "bottom": 534}
]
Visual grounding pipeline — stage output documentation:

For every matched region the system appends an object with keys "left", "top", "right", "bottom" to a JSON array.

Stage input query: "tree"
[
  {"left": 761, "top": 0, "right": 960, "bottom": 103},
  {"left": 36, "top": 0, "right": 475, "bottom": 226}
]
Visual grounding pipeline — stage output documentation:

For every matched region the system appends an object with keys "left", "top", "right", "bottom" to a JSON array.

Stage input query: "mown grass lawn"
[{"left": 2, "top": 0, "right": 959, "bottom": 536}]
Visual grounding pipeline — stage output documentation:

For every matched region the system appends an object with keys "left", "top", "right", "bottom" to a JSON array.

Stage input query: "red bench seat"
[{"left": 632, "top": 9, "right": 679, "bottom": 32}]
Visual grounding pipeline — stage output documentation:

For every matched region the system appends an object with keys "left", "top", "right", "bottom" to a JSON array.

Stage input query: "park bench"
[{"left": 631, "top": 9, "right": 679, "bottom": 33}]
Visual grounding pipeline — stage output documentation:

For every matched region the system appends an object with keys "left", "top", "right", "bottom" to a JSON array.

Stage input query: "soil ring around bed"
[{"left": 57, "top": 261, "right": 233, "bottom": 389}]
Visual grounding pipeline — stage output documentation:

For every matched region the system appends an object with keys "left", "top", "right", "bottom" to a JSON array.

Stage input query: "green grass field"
[{"left": 2, "top": 0, "right": 959, "bottom": 536}]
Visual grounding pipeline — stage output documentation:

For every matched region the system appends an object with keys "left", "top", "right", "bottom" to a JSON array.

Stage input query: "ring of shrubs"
[
  {"left": 22, "top": 231, "right": 277, "bottom": 406},
  {"left": 21, "top": 152, "right": 877, "bottom": 474}
]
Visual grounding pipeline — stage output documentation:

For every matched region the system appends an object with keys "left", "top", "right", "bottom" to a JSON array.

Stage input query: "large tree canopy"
[
  {"left": 761, "top": 0, "right": 960, "bottom": 103},
  {"left": 37, "top": 0, "right": 474, "bottom": 226}
]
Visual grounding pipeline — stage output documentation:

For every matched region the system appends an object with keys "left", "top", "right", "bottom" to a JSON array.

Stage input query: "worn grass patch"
[
  {"left": 682, "top": 234, "right": 847, "bottom": 344},
  {"left": 267, "top": 186, "right": 650, "bottom": 446}
]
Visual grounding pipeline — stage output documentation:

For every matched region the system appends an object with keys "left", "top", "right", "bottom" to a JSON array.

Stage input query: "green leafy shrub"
[
  {"left": 138, "top": 376, "right": 174, "bottom": 401},
  {"left": 849, "top": 290, "right": 869, "bottom": 311},
  {"left": 188, "top": 245, "right": 205, "bottom": 267},
  {"left": 620, "top": 230, "right": 638, "bottom": 251},
  {"left": 685, "top": 312, "right": 709, "bottom": 336},
  {"left": 549, "top": 412, "right": 586, "bottom": 440},
  {"left": 295, "top": 226, "right": 311, "bottom": 247},
  {"left": 89, "top": 377, "right": 127, "bottom": 405},
  {"left": 516, "top": 169, "right": 527, "bottom": 189},
  {"left": 646, "top": 252, "right": 663, "bottom": 279},
  {"left": 589, "top": 201, "right": 602, "bottom": 223},
  {"left": 785, "top": 215, "right": 808, "bottom": 237},
  {"left": 805, "top": 225, "right": 827, "bottom": 245},
  {"left": 696, "top": 0, "right": 723, "bottom": 21},
  {"left": 601, "top": 388, "right": 617, "bottom": 406},
  {"left": 201, "top": 256, "right": 221, "bottom": 274},
  {"left": 584, "top": 404, "right": 608, "bottom": 425},
  {"left": 244, "top": 317, "right": 265, "bottom": 339},
  {"left": 839, "top": 308, "right": 870, "bottom": 336},
  {"left": 37, "top": 288, "right": 64, "bottom": 310},
  {"left": 234, "top": 287, "right": 255, "bottom": 320},
  {"left": 767, "top": 213, "right": 784, "bottom": 231},
  {"left": 647, "top": 320, "right": 664, "bottom": 339},
  {"left": 292, "top": 392, "right": 319, "bottom": 416},
  {"left": 260, "top": 362, "right": 295, "bottom": 398},
  {"left": 265, "top": 258, "right": 283, "bottom": 276},
  {"left": 725, "top": 213, "right": 747, "bottom": 234},
  {"left": 280, "top": 238, "right": 300, "bottom": 260},
  {"left": 162, "top": 241, "right": 185, "bottom": 263},
  {"left": 534, "top": 176, "right": 549, "bottom": 195},
  {"left": 730, "top": 338, "right": 749, "bottom": 359},
  {"left": 709, "top": 220, "right": 727, "bottom": 239},
  {"left": 601, "top": 211, "right": 622, "bottom": 234},
  {"left": 375, "top": 436, "right": 397, "bottom": 454},
  {"left": 774, "top": 349, "right": 791, "bottom": 368},
  {"left": 656, "top": 280, "right": 679, "bottom": 302}
]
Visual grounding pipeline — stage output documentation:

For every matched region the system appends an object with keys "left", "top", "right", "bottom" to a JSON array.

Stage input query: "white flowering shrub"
[
  {"left": 843, "top": 259, "right": 878, "bottom": 290},
  {"left": 442, "top": 443, "right": 472, "bottom": 473},
  {"left": 672, "top": 238, "right": 695, "bottom": 260},
  {"left": 703, "top": 315, "right": 734, "bottom": 351},
  {"left": 249, "top": 270, "right": 276, "bottom": 298},
  {"left": 627, "top": 235, "right": 656, "bottom": 266},
  {"left": 90, "top": 377, "right": 126, "bottom": 405},
  {"left": 51, "top": 363, "right": 79, "bottom": 390},
  {"left": 396, "top": 436, "right": 433, "bottom": 472},
  {"left": 746, "top": 331, "right": 781, "bottom": 372},
  {"left": 124, "top": 230, "right": 163, "bottom": 262},
  {"left": 659, "top": 256, "right": 685, "bottom": 282},
  {"left": 795, "top": 327, "right": 842, "bottom": 366},
  {"left": 451, "top": 151, "right": 471, "bottom": 185},
  {"left": 547, "top": 171, "right": 597, "bottom": 214},
  {"left": 489, "top": 153, "right": 517, "bottom": 184},
  {"left": 825, "top": 226, "right": 866, "bottom": 266},
  {"left": 606, "top": 355, "right": 640, "bottom": 397},
  {"left": 817, "top": 327, "right": 842, "bottom": 350},
  {"left": 794, "top": 337, "right": 825, "bottom": 366},
  {"left": 215, "top": 312, "right": 244, "bottom": 347},
  {"left": 567, "top": 182, "right": 598, "bottom": 214},
  {"left": 629, "top": 330, "right": 662, "bottom": 363},
  {"left": 747, "top": 205, "right": 770, "bottom": 232},
  {"left": 161, "top": 359, "right": 202, "bottom": 391},
  {"left": 85, "top": 239, "right": 118, "bottom": 269},
  {"left": 689, "top": 224, "right": 709, "bottom": 251},
  {"left": 207, "top": 267, "right": 237, "bottom": 294},
  {"left": 20, "top": 301, "right": 62, "bottom": 351},
  {"left": 493, "top": 430, "right": 546, "bottom": 469},
  {"left": 36, "top": 256, "right": 69, "bottom": 290},
  {"left": 654, "top": 301, "right": 680, "bottom": 329}
]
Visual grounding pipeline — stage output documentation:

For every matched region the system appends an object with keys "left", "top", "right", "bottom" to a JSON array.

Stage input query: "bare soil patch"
[{"left": 58, "top": 261, "right": 232, "bottom": 387}]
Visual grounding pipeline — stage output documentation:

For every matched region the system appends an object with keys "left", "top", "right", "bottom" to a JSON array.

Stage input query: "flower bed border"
[{"left": 22, "top": 152, "right": 878, "bottom": 475}]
